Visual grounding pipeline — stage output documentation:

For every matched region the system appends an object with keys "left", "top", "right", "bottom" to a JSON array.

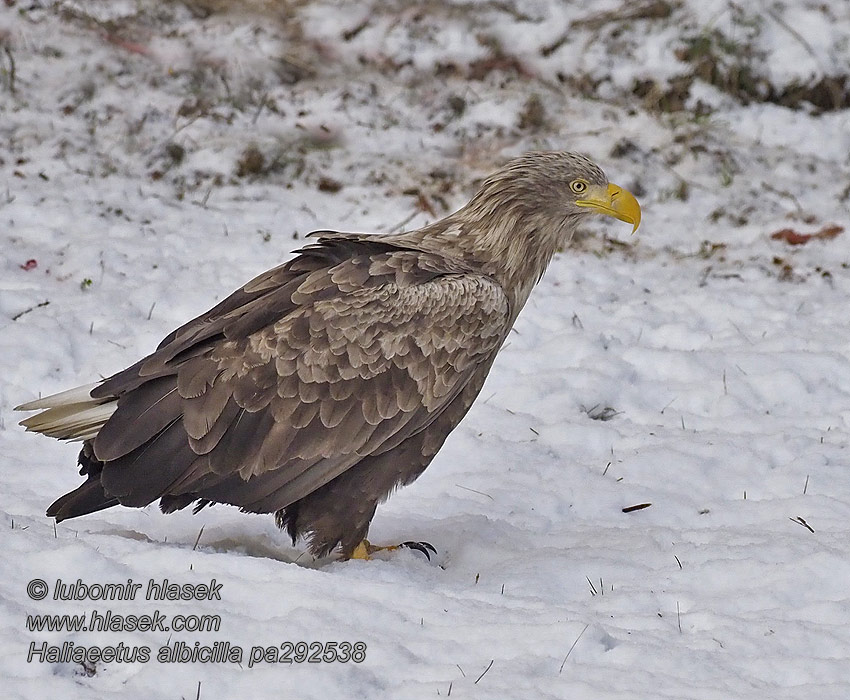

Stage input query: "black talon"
[{"left": 401, "top": 541, "right": 437, "bottom": 560}]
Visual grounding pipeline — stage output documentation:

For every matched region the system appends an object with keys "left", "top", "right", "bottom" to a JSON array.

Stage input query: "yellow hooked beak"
[{"left": 575, "top": 182, "right": 641, "bottom": 233}]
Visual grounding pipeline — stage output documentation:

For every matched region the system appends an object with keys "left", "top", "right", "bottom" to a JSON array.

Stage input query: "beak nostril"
[{"left": 577, "top": 182, "right": 640, "bottom": 232}]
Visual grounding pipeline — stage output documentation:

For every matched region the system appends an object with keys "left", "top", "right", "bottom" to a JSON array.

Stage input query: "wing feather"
[
  {"left": 92, "top": 377, "right": 181, "bottom": 461},
  {"left": 90, "top": 239, "right": 510, "bottom": 515}
]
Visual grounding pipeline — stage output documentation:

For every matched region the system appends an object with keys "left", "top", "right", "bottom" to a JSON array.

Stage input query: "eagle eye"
[{"left": 570, "top": 179, "right": 588, "bottom": 194}]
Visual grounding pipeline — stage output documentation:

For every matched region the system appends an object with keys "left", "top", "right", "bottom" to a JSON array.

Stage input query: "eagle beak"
[{"left": 575, "top": 182, "right": 641, "bottom": 233}]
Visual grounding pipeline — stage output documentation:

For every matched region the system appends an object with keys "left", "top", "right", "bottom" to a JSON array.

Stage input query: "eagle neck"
[{"left": 401, "top": 205, "right": 576, "bottom": 318}]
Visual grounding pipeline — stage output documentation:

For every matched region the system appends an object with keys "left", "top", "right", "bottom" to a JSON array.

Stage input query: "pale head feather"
[{"left": 398, "top": 151, "right": 610, "bottom": 314}]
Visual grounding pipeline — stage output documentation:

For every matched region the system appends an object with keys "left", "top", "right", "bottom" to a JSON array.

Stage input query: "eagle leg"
[{"left": 347, "top": 539, "right": 436, "bottom": 561}]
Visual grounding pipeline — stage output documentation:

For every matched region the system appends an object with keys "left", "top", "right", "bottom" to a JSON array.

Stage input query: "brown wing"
[{"left": 89, "top": 237, "right": 511, "bottom": 515}]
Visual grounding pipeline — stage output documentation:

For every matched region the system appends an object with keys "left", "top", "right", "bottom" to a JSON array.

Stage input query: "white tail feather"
[
  {"left": 15, "top": 383, "right": 117, "bottom": 441},
  {"left": 15, "top": 383, "right": 101, "bottom": 411}
]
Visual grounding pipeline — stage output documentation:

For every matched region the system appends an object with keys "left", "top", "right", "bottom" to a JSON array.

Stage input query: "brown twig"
[
  {"left": 790, "top": 516, "right": 814, "bottom": 533},
  {"left": 12, "top": 300, "right": 50, "bottom": 321},
  {"left": 474, "top": 659, "right": 494, "bottom": 684},
  {"left": 193, "top": 524, "right": 205, "bottom": 550},
  {"left": 559, "top": 624, "right": 589, "bottom": 673},
  {"left": 2, "top": 45, "right": 15, "bottom": 94}
]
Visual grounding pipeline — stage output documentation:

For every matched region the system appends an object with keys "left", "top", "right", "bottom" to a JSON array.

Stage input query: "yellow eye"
[{"left": 570, "top": 179, "right": 588, "bottom": 194}]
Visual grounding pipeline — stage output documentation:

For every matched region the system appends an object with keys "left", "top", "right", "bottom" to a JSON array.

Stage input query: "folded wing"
[{"left": 62, "top": 237, "right": 511, "bottom": 517}]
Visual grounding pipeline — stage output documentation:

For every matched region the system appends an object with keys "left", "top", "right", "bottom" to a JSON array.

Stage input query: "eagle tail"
[{"left": 15, "top": 383, "right": 117, "bottom": 441}]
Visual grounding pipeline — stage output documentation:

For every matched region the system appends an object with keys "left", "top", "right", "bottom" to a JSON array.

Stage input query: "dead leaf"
[{"left": 770, "top": 224, "right": 844, "bottom": 245}]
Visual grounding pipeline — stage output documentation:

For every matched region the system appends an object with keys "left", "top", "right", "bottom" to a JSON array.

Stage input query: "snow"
[{"left": 2, "top": 1, "right": 850, "bottom": 698}]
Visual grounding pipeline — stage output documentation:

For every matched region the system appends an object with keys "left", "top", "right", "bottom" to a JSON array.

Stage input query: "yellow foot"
[{"left": 348, "top": 539, "right": 437, "bottom": 561}]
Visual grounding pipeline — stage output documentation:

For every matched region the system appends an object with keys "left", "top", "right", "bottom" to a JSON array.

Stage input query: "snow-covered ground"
[{"left": 2, "top": 1, "right": 850, "bottom": 698}]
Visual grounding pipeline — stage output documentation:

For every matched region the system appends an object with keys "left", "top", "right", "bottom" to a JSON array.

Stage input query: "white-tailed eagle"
[{"left": 17, "top": 151, "right": 640, "bottom": 559}]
